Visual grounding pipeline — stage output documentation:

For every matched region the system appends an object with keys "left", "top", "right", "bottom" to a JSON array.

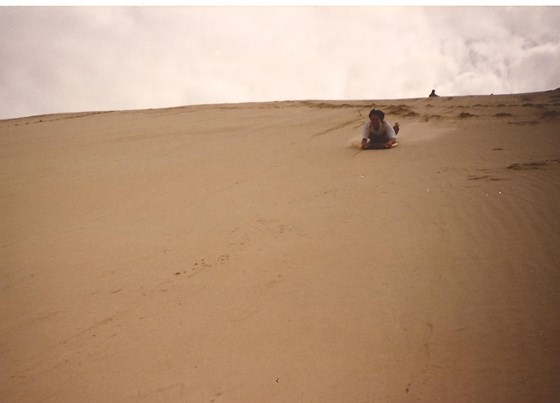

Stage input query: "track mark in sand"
[
  {"left": 209, "top": 392, "right": 224, "bottom": 402},
  {"left": 468, "top": 174, "right": 490, "bottom": 181},
  {"left": 403, "top": 321, "right": 435, "bottom": 395},
  {"left": 507, "top": 159, "right": 560, "bottom": 171},
  {"left": 71, "top": 316, "right": 115, "bottom": 339},
  {"left": 467, "top": 159, "right": 560, "bottom": 183},
  {"left": 424, "top": 321, "right": 434, "bottom": 359},
  {"left": 137, "top": 382, "right": 185, "bottom": 401},
  {"left": 467, "top": 173, "right": 506, "bottom": 182},
  {"left": 228, "top": 219, "right": 296, "bottom": 250},
  {"left": 507, "top": 120, "right": 538, "bottom": 126},
  {"left": 311, "top": 117, "right": 363, "bottom": 137},
  {"left": 228, "top": 274, "right": 286, "bottom": 323}
]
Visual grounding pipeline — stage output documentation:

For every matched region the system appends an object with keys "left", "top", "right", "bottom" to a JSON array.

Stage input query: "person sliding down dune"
[{"left": 360, "top": 109, "right": 399, "bottom": 150}]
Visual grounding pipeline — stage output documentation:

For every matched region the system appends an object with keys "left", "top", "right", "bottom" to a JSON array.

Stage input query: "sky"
[{"left": 1, "top": 5, "right": 560, "bottom": 119}]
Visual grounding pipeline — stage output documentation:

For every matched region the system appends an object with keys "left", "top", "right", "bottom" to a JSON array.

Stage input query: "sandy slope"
[{"left": 1, "top": 90, "right": 560, "bottom": 402}]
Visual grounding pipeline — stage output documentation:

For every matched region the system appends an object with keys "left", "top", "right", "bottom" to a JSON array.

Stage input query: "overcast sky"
[{"left": 1, "top": 5, "right": 560, "bottom": 119}]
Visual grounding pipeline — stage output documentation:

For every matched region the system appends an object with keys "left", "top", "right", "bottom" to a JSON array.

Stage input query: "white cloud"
[{"left": 1, "top": 6, "right": 559, "bottom": 119}]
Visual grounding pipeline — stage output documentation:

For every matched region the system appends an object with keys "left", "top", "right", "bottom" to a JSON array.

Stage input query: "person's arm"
[
  {"left": 384, "top": 122, "right": 397, "bottom": 148},
  {"left": 361, "top": 122, "right": 370, "bottom": 149}
]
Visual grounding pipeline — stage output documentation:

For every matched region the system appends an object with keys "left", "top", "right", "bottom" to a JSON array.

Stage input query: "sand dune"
[{"left": 2, "top": 89, "right": 560, "bottom": 402}]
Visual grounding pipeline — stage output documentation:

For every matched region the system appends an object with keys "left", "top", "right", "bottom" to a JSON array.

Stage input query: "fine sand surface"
[{"left": 2, "top": 90, "right": 560, "bottom": 402}]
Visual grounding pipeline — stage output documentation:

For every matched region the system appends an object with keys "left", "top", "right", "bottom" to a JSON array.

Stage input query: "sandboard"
[{"left": 364, "top": 141, "right": 399, "bottom": 150}]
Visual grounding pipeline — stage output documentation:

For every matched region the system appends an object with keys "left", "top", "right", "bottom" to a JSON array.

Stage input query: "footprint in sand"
[{"left": 185, "top": 255, "right": 230, "bottom": 278}]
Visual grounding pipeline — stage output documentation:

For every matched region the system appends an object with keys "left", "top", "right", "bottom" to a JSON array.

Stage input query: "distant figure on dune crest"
[
  {"left": 429, "top": 89, "right": 439, "bottom": 97},
  {"left": 360, "top": 109, "right": 399, "bottom": 150}
]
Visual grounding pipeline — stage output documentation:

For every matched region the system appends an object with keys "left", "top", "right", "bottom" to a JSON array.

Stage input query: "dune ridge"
[{"left": 1, "top": 89, "right": 560, "bottom": 402}]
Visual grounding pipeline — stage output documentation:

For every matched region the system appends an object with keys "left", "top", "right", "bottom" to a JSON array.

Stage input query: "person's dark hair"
[{"left": 368, "top": 109, "right": 385, "bottom": 121}]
